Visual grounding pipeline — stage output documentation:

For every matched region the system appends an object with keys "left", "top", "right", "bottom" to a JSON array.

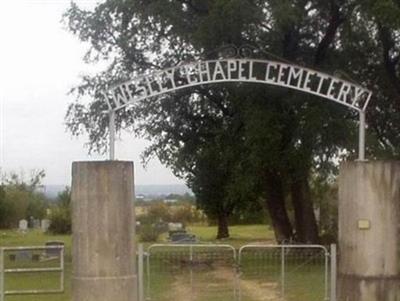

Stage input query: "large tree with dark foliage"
[{"left": 64, "top": 0, "right": 400, "bottom": 242}]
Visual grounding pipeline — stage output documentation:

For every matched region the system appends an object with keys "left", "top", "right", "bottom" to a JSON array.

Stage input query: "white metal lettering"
[{"left": 103, "top": 59, "right": 371, "bottom": 113}]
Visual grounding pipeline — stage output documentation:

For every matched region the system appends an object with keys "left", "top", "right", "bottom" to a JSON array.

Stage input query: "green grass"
[
  {"left": 187, "top": 224, "right": 275, "bottom": 246},
  {"left": 0, "top": 225, "right": 327, "bottom": 301}
]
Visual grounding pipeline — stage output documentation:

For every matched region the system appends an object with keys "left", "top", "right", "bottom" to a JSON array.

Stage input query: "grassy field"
[
  {"left": 187, "top": 224, "right": 275, "bottom": 246},
  {"left": 0, "top": 225, "right": 327, "bottom": 301}
]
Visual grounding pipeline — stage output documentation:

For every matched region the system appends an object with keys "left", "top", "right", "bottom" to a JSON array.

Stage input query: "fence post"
[
  {"left": 190, "top": 245, "right": 193, "bottom": 301},
  {"left": 281, "top": 245, "right": 285, "bottom": 298},
  {"left": 60, "top": 246, "right": 65, "bottom": 292},
  {"left": 146, "top": 248, "right": 150, "bottom": 301},
  {"left": 0, "top": 248, "right": 4, "bottom": 301},
  {"left": 238, "top": 247, "right": 242, "bottom": 301},
  {"left": 330, "top": 244, "right": 337, "bottom": 301},
  {"left": 138, "top": 244, "right": 144, "bottom": 301},
  {"left": 234, "top": 251, "right": 238, "bottom": 301}
]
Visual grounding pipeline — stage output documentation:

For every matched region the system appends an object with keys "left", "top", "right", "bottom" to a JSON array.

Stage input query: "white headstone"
[
  {"left": 19, "top": 219, "right": 28, "bottom": 232},
  {"left": 168, "top": 222, "right": 183, "bottom": 232},
  {"left": 41, "top": 219, "right": 51, "bottom": 232},
  {"left": 40, "top": 219, "right": 50, "bottom": 232},
  {"left": 33, "top": 219, "right": 41, "bottom": 229}
]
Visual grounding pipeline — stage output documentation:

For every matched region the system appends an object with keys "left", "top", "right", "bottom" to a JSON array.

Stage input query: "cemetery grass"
[{"left": 0, "top": 225, "right": 324, "bottom": 301}]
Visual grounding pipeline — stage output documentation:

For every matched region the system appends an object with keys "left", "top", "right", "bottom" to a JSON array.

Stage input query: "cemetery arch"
[{"left": 102, "top": 56, "right": 372, "bottom": 161}]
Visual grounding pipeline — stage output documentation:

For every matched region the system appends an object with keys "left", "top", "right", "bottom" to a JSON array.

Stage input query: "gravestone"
[
  {"left": 45, "top": 241, "right": 64, "bottom": 258},
  {"left": 33, "top": 219, "right": 41, "bottom": 229},
  {"left": 41, "top": 219, "right": 51, "bottom": 232},
  {"left": 18, "top": 219, "right": 28, "bottom": 232},
  {"left": 28, "top": 216, "right": 34, "bottom": 228},
  {"left": 170, "top": 232, "right": 196, "bottom": 243},
  {"left": 168, "top": 222, "right": 183, "bottom": 232},
  {"left": 15, "top": 250, "right": 32, "bottom": 261},
  {"left": 9, "top": 250, "right": 33, "bottom": 261}
]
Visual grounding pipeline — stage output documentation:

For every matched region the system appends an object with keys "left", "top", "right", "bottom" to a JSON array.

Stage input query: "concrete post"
[
  {"left": 338, "top": 161, "right": 400, "bottom": 301},
  {"left": 71, "top": 161, "right": 136, "bottom": 301}
]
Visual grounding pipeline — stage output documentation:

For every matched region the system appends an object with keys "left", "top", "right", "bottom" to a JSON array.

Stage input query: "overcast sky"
[{"left": 0, "top": 0, "right": 183, "bottom": 186}]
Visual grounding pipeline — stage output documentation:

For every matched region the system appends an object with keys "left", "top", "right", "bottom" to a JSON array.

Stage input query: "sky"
[{"left": 0, "top": 0, "right": 184, "bottom": 186}]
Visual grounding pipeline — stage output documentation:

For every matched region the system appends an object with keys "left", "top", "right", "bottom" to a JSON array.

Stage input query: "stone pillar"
[
  {"left": 71, "top": 161, "right": 136, "bottom": 301},
  {"left": 338, "top": 161, "right": 400, "bottom": 301}
]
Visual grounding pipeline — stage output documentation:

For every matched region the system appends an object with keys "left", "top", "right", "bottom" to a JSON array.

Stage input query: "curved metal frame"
[{"left": 103, "top": 58, "right": 372, "bottom": 161}]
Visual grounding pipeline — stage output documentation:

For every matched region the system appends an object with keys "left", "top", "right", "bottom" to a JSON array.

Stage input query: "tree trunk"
[
  {"left": 265, "top": 171, "right": 293, "bottom": 243},
  {"left": 291, "top": 177, "right": 320, "bottom": 244},
  {"left": 216, "top": 211, "right": 229, "bottom": 239}
]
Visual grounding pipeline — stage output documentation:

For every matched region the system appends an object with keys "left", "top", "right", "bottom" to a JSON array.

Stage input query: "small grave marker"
[
  {"left": 33, "top": 219, "right": 41, "bottom": 229},
  {"left": 9, "top": 250, "right": 32, "bottom": 261},
  {"left": 41, "top": 219, "right": 51, "bottom": 232},
  {"left": 45, "top": 241, "right": 64, "bottom": 258},
  {"left": 18, "top": 219, "right": 28, "bottom": 232},
  {"left": 168, "top": 222, "right": 183, "bottom": 232}
]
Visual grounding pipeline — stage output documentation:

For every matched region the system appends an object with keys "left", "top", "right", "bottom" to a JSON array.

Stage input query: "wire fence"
[{"left": 143, "top": 244, "right": 336, "bottom": 301}]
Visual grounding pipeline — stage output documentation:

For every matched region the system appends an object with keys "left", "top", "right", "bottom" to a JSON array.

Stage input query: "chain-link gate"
[
  {"left": 238, "top": 244, "right": 336, "bottom": 301},
  {"left": 145, "top": 244, "right": 237, "bottom": 301},
  {"left": 0, "top": 246, "right": 65, "bottom": 301},
  {"left": 142, "top": 244, "right": 336, "bottom": 301}
]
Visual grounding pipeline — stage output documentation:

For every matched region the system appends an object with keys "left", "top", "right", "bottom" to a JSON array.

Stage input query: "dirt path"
[
  {"left": 212, "top": 267, "right": 284, "bottom": 301},
  {"left": 165, "top": 274, "right": 197, "bottom": 301},
  {"left": 239, "top": 277, "right": 283, "bottom": 301},
  {"left": 163, "top": 266, "right": 283, "bottom": 301}
]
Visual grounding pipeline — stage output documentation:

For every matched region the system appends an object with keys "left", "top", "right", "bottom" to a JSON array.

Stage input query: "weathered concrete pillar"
[
  {"left": 71, "top": 161, "right": 136, "bottom": 301},
  {"left": 338, "top": 161, "right": 400, "bottom": 301}
]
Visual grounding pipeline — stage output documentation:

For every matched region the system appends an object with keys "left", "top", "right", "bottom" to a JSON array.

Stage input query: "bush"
[
  {"left": 48, "top": 187, "right": 71, "bottom": 234},
  {"left": 48, "top": 207, "right": 71, "bottom": 234},
  {"left": 147, "top": 202, "right": 171, "bottom": 223},
  {"left": 139, "top": 224, "right": 162, "bottom": 242},
  {"left": 170, "top": 204, "right": 194, "bottom": 225}
]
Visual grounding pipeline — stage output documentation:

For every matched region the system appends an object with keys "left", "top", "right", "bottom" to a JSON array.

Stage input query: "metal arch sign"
[
  {"left": 102, "top": 58, "right": 372, "bottom": 113},
  {"left": 102, "top": 58, "right": 372, "bottom": 161}
]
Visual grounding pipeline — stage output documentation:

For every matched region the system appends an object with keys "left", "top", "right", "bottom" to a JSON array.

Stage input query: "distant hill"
[
  {"left": 44, "top": 184, "right": 192, "bottom": 200},
  {"left": 44, "top": 185, "right": 67, "bottom": 199},
  {"left": 135, "top": 184, "right": 192, "bottom": 196}
]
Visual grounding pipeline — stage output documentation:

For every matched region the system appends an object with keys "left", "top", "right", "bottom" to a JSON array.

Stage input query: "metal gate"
[
  {"left": 142, "top": 243, "right": 336, "bottom": 301},
  {"left": 0, "top": 245, "right": 65, "bottom": 301},
  {"left": 238, "top": 244, "right": 336, "bottom": 301},
  {"left": 145, "top": 244, "right": 237, "bottom": 301}
]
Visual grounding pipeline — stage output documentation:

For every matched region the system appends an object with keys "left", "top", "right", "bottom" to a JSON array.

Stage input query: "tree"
[
  {"left": 62, "top": 1, "right": 346, "bottom": 243},
  {"left": 0, "top": 170, "right": 47, "bottom": 228},
  {"left": 63, "top": 1, "right": 400, "bottom": 243},
  {"left": 0, "top": 185, "right": 13, "bottom": 228},
  {"left": 187, "top": 137, "right": 239, "bottom": 238}
]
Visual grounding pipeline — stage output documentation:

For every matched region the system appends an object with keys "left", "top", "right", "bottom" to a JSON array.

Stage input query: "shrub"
[
  {"left": 139, "top": 224, "right": 162, "bottom": 242},
  {"left": 147, "top": 202, "right": 171, "bottom": 223},
  {"left": 48, "top": 207, "right": 71, "bottom": 234},
  {"left": 48, "top": 187, "right": 71, "bottom": 234}
]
